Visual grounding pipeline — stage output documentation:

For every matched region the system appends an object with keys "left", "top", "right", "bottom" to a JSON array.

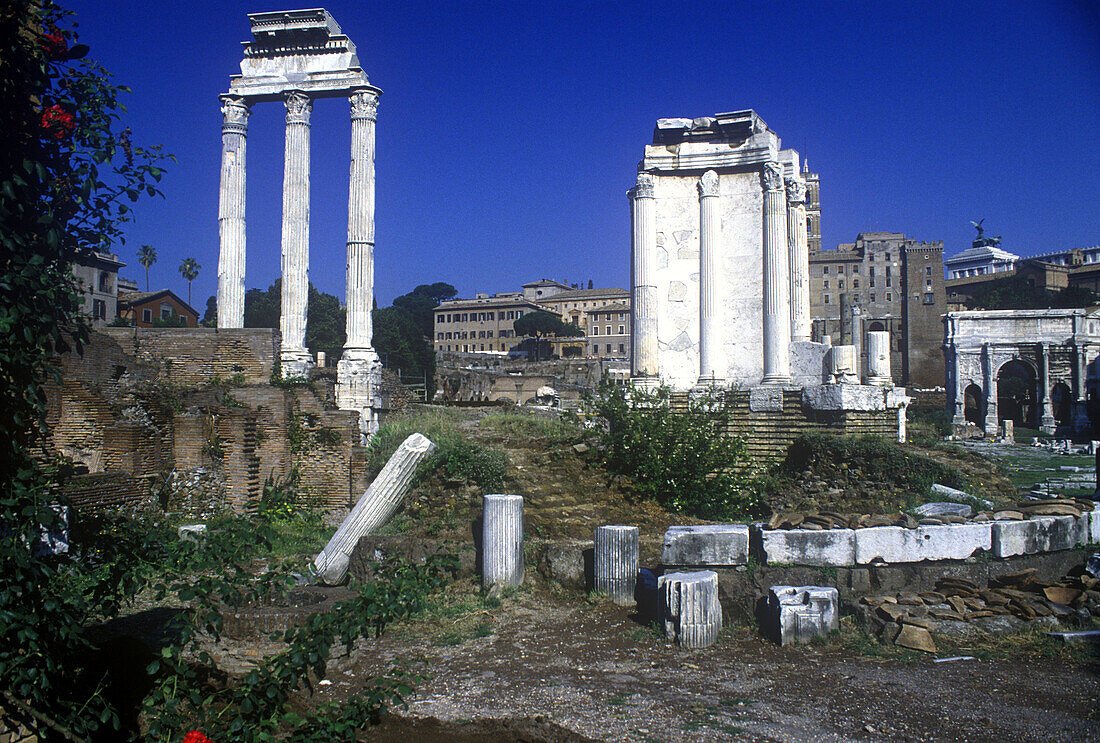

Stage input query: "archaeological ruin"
[{"left": 216, "top": 9, "right": 382, "bottom": 438}]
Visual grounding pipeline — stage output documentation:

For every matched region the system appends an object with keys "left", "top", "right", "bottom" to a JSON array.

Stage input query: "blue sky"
[{"left": 64, "top": 0, "right": 1099, "bottom": 308}]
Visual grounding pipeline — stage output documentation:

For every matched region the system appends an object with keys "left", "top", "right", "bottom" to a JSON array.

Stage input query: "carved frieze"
[
  {"left": 350, "top": 90, "right": 379, "bottom": 121},
  {"left": 284, "top": 91, "right": 312, "bottom": 125},
  {"left": 697, "top": 170, "right": 719, "bottom": 198}
]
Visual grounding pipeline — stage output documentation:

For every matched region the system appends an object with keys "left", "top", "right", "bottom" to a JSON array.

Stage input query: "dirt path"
[{"left": 302, "top": 585, "right": 1100, "bottom": 743}]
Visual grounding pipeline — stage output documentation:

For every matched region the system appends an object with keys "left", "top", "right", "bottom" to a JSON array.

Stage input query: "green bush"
[
  {"left": 478, "top": 412, "right": 580, "bottom": 444},
  {"left": 780, "top": 432, "right": 963, "bottom": 495},
  {"left": 591, "top": 383, "right": 764, "bottom": 520},
  {"left": 907, "top": 406, "right": 953, "bottom": 446}
]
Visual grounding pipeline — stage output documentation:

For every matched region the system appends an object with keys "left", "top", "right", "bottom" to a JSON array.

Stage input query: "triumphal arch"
[{"left": 216, "top": 9, "right": 381, "bottom": 437}]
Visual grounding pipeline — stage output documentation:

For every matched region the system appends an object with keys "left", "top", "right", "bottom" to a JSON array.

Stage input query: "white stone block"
[
  {"left": 854, "top": 523, "right": 991, "bottom": 564},
  {"left": 765, "top": 585, "right": 839, "bottom": 645},
  {"left": 482, "top": 494, "right": 524, "bottom": 588},
  {"left": 659, "top": 570, "right": 721, "bottom": 649},
  {"left": 595, "top": 525, "right": 639, "bottom": 606},
  {"left": 992, "top": 516, "right": 1081, "bottom": 557},
  {"left": 662, "top": 525, "right": 749, "bottom": 566},
  {"left": 177, "top": 524, "right": 207, "bottom": 543},
  {"left": 754, "top": 526, "right": 855, "bottom": 566}
]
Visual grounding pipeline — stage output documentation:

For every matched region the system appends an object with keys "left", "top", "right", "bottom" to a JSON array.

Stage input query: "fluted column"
[
  {"left": 761, "top": 163, "right": 791, "bottom": 384},
  {"left": 217, "top": 95, "right": 250, "bottom": 329},
  {"left": 312, "top": 433, "right": 436, "bottom": 585},
  {"left": 279, "top": 91, "right": 313, "bottom": 377},
  {"left": 344, "top": 89, "right": 380, "bottom": 357},
  {"left": 867, "top": 331, "right": 892, "bottom": 385},
  {"left": 697, "top": 170, "right": 723, "bottom": 384},
  {"left": 594, "top": 525, "right": 639, "bottom": 606},
  {"left": 659, "top": 570, "right": 721, "bottom": 649},
  {"left": 482, "top": 494, "right": 524, "bottom": 588},
  {"left": 786, "top": 176, "right": 811, "bottom": 342},
  {"left": 630, "top": 173, "right": 658, "bottom": 379}
]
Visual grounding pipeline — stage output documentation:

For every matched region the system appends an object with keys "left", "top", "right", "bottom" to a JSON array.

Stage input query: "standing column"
[
  {"left": 697, "top": 170, "right": 723, "bottom": 384},
  {"left": 279, "top": 91, "right": 313, "bottom": 377},
  {"left": 343, "top": 89, "right": 380, "bottom": 358},
  {"left": 982, "top": 343, "right": 998, "bottom": 433},
  {"left": 785, "top": 176, "right": 811, "bottom": 342},
  {"left": 216, "top": 95, "right": 250, "bottom": 329},
  {"left": 1038, "top": 342, "right": 1056, "bottom": 433},
  {"left": 1073, "top": 342, "right": 1091, "bottom": 433},
  {"left": 630, "top": 173, "right": 658, "bottom": 379},
  {"left": 761, "top": 163, "right": 791, "bottom": 385}
]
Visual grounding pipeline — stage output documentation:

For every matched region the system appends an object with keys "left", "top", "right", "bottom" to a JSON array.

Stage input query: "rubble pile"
[{"left": 855, "top": 567, "right": 1100, "bottom": 652}]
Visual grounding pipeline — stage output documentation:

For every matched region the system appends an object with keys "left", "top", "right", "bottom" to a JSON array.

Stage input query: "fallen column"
[
  {"left": 594, "top": 525, "right": 639, "bottom": 605},
  {"left": 482, "top": 494, "right": 524, "bottom": 589},
  {"left": 659, "top": 570, "right": 721, "bottom": 648},
  {"left": 764, "top": 585, "right": 839, "bottom": 645},
  {"left": 312, "top": 433, "right": 436, "bottom": 585}
]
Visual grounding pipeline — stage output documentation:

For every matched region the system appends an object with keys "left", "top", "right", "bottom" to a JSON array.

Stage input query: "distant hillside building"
[
  {"left": 72, "top": 250, "right": 125, "bottom": 328},
  {"left": 943, "top": 244, "right": 1019, "bottom": 280},
  {"left": 433, "top": 293, "right": 542, "bottom": 354},
  {"left": 534, "top": 286, "right": 631, "bottom": 330},
  {"left": 809, "top": 232, "right": 945, "bottom": 387},
  {"left": 117, "top": 289, "right": 200, "bottom": 327},
  {"left": 946, "top": 244, "right": 1100, "bottom": 309}
]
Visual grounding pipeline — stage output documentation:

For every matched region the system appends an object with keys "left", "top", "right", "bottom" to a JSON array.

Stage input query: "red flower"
[
  {"left": 40, "top": 31, "right": 67, "bottom": 60},
  {"left": 40, "top": 105, "right": 76, "bottom": 140},
  {"left": 182, "top": 731, "right": 213, "bottom": 743}
]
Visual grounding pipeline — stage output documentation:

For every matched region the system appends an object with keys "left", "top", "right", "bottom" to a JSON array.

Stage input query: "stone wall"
[
  {"left": 722, "top": 389, "right": 897, "bottom": 463},
  {"left": 435, "top": 356, "right": 627, "bottom": 404},
  {"left": 58, "top": 472, "right": 147, "bottom": 511},
  {"left": 103, "top": 327, "right": 278, "bottom": 387}
]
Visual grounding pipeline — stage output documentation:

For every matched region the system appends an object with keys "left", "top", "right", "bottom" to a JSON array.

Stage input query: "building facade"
[
  {"left": 584, "top": 301, "right": 631, "bottom": 358},
  {"left": 535, "top": 287, "right": 631, "bottom": 330},
  {"left": 72, "top": 250, "right": 125, "bottom": 328},
  {"left": 809, "top": 232, "right": 945, "bottom": 388},
  {"left": 433, "top": 293, "right": 543, "bottom": 354},
  {"left": 117, "top": 290, "right": 200, "bottom": 327},
  {"left": 943, "top": 244, "right": 1019, "bottom": 280}
]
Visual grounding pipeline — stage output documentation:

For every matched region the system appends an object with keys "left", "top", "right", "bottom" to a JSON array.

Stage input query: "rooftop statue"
[{"left": 971, "top": 219, "right": 1001, "bottom": 248}]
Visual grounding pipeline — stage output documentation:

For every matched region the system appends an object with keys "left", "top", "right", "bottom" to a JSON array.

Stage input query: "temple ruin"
[{"left": 216, "top": 9, "right": 381, "bottom": 437}]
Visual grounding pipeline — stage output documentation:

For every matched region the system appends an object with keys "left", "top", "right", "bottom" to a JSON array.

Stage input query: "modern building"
[
  {"left": 433, "top": 293, "right": 543, "bottom": 354},
  {"left": 584, "top": 302, "right": 631, "bottom": 358},
  {"left": 521, "top": 279, "right": 572, "bottom": 302},
  {"left": 71, "top": 250, "right": 125, "bottom": 328},
  {"left": 809, "top": 232, "right": 945, "bottom": 387},
  {"left": 535, "top": 286, "right": 631, "bottom": 330},
  {"left": 117, "top": 289, "right": 200, "bottom": 327},
  {"left": 943, "top": 244, "right": 1019, "bottom": 280}
]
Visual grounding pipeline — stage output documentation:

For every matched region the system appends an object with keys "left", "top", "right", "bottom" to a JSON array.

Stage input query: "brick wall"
[
  {"left": 58, "top": 472, "right": 147, "bottom": 511},
  {"left": 103, "top": 327, "right": 278, "bottom": 386},
  {"left": 722, "top": 390, "right": 898, "bottom": 464}
]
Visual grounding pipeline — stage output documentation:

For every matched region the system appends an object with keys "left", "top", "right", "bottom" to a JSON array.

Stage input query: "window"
[
  {"left": 885, "top": 266, "right": 891, "bottom": 277},
  {"left": 869, "top": 253, "right": 875, "bottom": 261},
  {"left": 606, "top": 344, "right": 612, "bottom": 354},
  {"left": 437, "top": 332, "right": 443, "bottom": 340},
  {"left": 142, "top": 309, "right": 152, "bottom": 323},
  {"left": 488, "top": 312, "right": 495, "bottom": 320},
  {"left": 885, "top": 253, "right": 891, "bottom": 261},
  {"left": 823, "top": 280, "right": 829, "bottom": 290},
  {"left": 92, "top": 299, "right": 106, "bottom": 319},
  {"left": 838, "top": 280, "right": 845, "bottom": 290},
  {"left": 160, "top": 303, "right": 172, "bottom": 320},
  {"left": 852, "top": 294, "right": 860, "bottom": 303},
  {"left": 592, "top": 344, "right": 599, "bottom": 353},
  {"left": 98, "top": 271, "right": 110, "bottom": 292},
  {"left": 618, "top": 344, "right": 625, "bottom": 353},
  {"left": 437, "top": 314, "right": 444, "bottom": 324},
  {"left": 824, "top": 295, "right": 830, "bottom": 304},
  {"left": 886, "top": 278, "right": 892, "bottom": 287},
  {"left": 618, "top": 325, "right": 625, "bottom": 335},
  {"left": 869, "top": 279, "right": 875, "bottom": 287},
  {"left": 837, "top": 265, "right": 844, "bottom": 274},
  {"left": 886, "top": 293, "right": 892, "bottom": 301},
  {"left": 852, "top": 265, "right": 859, "bottom": 275},
  {"left": 853, "top": 279, "right": 860, "bottom": 289},
  {"left": 823, "top": 266, "right": 829, "bottom": 275},
  {"left": 592, "top": 326, "right": 599, "bottom": 336},
  {"left": 605, "top": 326, "right": 612, "bottom": 335},
  {"left": 870, "top": 293, "right": 876, "bottom": 303},
  {"left": 487, "top": 330, "right": 494, "bottom": 338},
  {"left": 926, "top": 278, "right": 932, "bottom": 287},
  {"left": 869, "top": 267, "right": 875, "bottom": 277},
  {"left": 925, "top": 266, "right": 932, "bottom": 276},
  {"left": 924, "top": 292, "right": 935, "bottom": 305}
]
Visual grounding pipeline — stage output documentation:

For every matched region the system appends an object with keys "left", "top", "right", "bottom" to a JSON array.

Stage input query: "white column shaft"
[
  {"left": 867, "top": 331, "right": 892, "bottom": 384},
  {"left": 762, "top": 164, "right": 791, "bottom": 384},
  {"left": 659, "top": 570, "right": 721, "bottom": 649},
  {"left": 345, "top": 91, "right": 379, "bottom": 352},
  {"left": 280, "top": 92, "right": 312, "bottom": 362},
  {"left": 594, "top": 525, "right": 639, "bottom": 606},
  {"left": 217, "top": 96, "right": 249, "bottom": 329},
  {"left": 698, "top": 171, "right": 723, "bottom": 383},
  {"left": 786, "top": 178, "right": 810, "bottom": 341},
  {"left": 631, "top": 174, "right": 658, "bottom": 378},
  {"left": 482, "top": 494, "right": 524, "bottom": 588}
]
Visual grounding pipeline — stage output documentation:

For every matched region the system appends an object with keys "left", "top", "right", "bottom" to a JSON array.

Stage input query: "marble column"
[
  {"left": 343, "top": 89, "right": 379, "bottom": 358},
  {"left": 216, "top": 95, "right": 250, "bottom": 329},
  {"left": 761, "top": 163, "right": 791, "bottom": 384},
  {"left": 866, "top": 331, "right": 892, "bottom": 385},
  {"left": 1038, "top": 343, "right": 1056, "bottom": 433},
  {"left": 1073, "top": 343, "right": 1091, "bottom": 433},
  {"left": 482, "top": 494, "right": 524, "bottom": 589},
  {"left": 697, "top": 170, "right": 723, "bottom": 384},
  {"left": 630, "top": 173, "right": 658, "bottom": 379},
  {"left": 785, "top": 176, "right": 811, "bottom": 342},
  {"left": 982, "top": 343, "right": 998, "bottom": 433},
  {"left": 279, "top": 91, "right": 313, "bottom": 377},
  {"left": 594, "top": 525, "right": 639, "bottom": 606}
]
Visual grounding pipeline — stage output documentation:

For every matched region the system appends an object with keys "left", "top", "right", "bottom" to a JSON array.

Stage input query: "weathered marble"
[
  {"left": 854, "top": 523, "right": 992, "bottom": 564},
  {"left": 786, "top": 176, "right": 810, "bottom": 342},
  {"left": 313, "top": 433, "right": 436, "bottom": 585},
  {"left": 753, "top": 526, "right": 855, "bottom": 567},
  {"left": 761, "top": 162, "right": 791, "bottom": 385},
  {"left": 659, "top": 570, "right": 721, "bottom": 648},
  {"left": 697, "top": 170, "right": 723, "bottom": 383},
  {"left": 482, "top": 494, "right": 524, "bottom": 588},
  {"left": 594, "top": 525, "right": 639, "bottom": 606},
  {"left": 216, "top": 95, "right": 250, "bottom": 329},
  {"left": 827, "top": 345, "right": 859, "bottom": 384},
  {"left": 991, "top": 516, "right": 1080, "bottom": 557},
  {"left": 661, "top": 524, "right": 749, "bottom": 566},
  {"left": 764, "top": 585, "right": 838, "bottom": 645},
  {"left": 630, "top": 174, "right": 658, "bottom": 378},
  {"left": 279, "top": 90, "right": 314, "bottom": 378},
  {"left": 866, "top": 331, "right": 891, "bottom": 385}
]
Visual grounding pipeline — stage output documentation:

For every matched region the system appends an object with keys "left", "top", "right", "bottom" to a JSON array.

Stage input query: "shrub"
[{"left": 591, "top": 383, "right": 764, "bottom": 520}]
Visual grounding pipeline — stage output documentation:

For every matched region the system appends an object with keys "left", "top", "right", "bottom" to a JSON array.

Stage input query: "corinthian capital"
[
  {"left": 698, "top": 170, "right": 719, "bottom": 198},
  {"left": 761, "top": 162, "right": 785, "bottom": 193},
  {"left": 785, "top": 177, "right": 806, "bottom": 205},
  {"left": 285, "top": 91, "right": 312, "bottom": 125},
  {"left": 350, "top": 90, "right": 380, "bottom": 121},
  {"left": 631, "top": 173, "right": 655, "bottom": 199},
  {"left": 219, "top": 95, "right": 250, "bottom": 133}
]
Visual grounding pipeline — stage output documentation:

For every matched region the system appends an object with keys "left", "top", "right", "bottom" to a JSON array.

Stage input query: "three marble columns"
[
  {"left": 216, "top": 87, "right": 381, "bottom": 379},
  {"left": 629, "top": 163, "right": 809, "bottom": 385}
]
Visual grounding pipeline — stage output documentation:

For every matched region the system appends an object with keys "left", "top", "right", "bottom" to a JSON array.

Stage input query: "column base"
[
  {"left": 1040, "top": 415, "right": 1056, "bottom": 435},
  {"left": 866, "top": 374, "right": 892, "bottom": 387},
  {"left": 279, "top": 349, "right": 314, "bottom": 380},
  {"left": 337, "top": 348, "right": 382, "bottom": 443},
  {"left": 629, "top": 377, "right": 661, "bottom": 391}
]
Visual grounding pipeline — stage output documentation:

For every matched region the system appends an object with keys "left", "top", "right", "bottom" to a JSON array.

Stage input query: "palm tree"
[
  {"left": 178, "top": 257, "right": 200, "bottom": 306},
  {"left": 137, "top": 244, "right": 156, "bottom": 291}
]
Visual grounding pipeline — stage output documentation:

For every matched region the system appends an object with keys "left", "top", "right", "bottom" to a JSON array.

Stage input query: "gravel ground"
[{"left": 276, "top": 584, "right": 1100, "bottom": 743}]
